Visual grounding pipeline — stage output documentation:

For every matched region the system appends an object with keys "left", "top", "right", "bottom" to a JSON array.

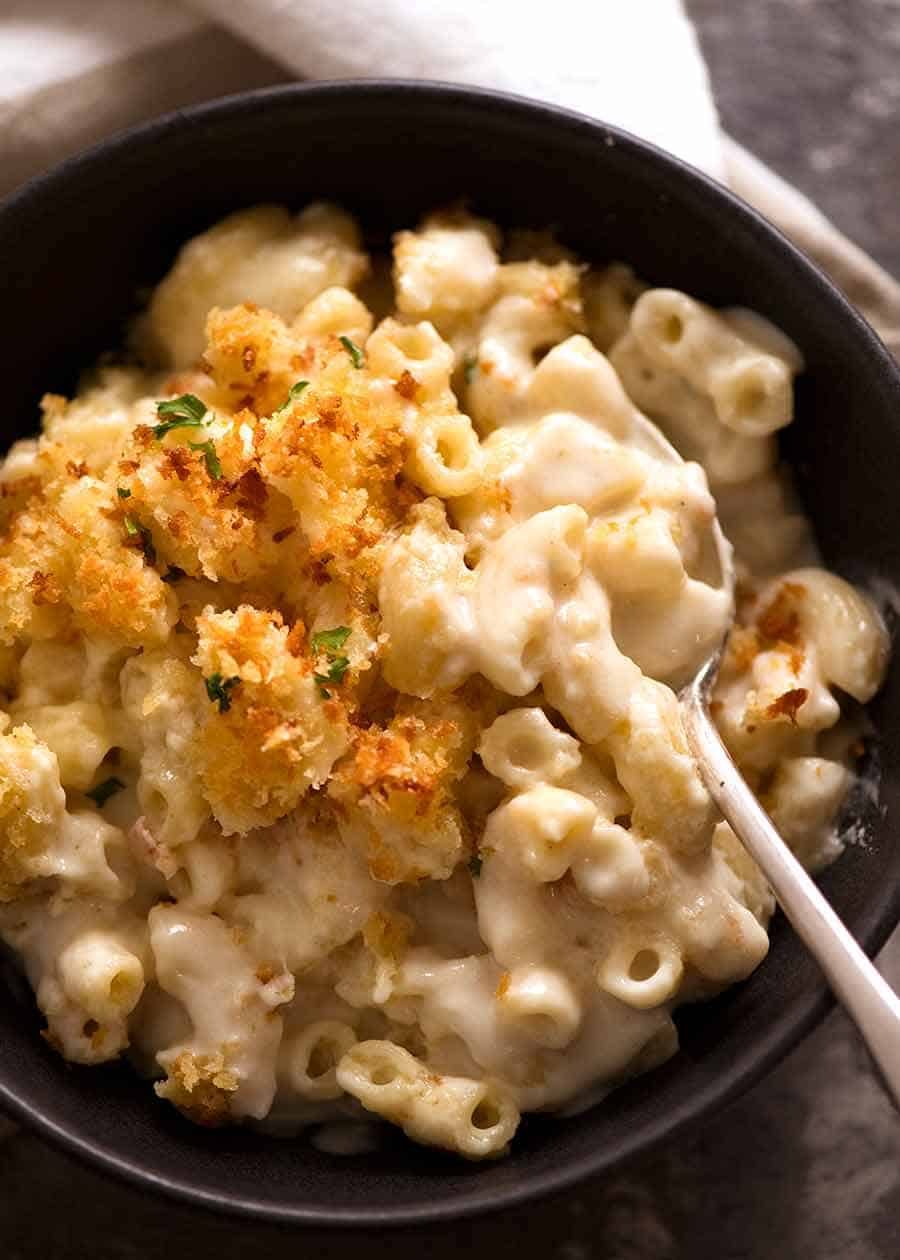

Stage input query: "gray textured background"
[
  {"left": 2, "top": 3, "right": 899, "bottom": 1256},
  {"left": 691, "top": 0, "right": 900, "bottom": 280}
]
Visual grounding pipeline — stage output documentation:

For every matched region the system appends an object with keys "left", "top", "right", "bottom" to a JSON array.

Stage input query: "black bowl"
[{"left": 0, "top": 81, "right": 898, "bottom": 1227}]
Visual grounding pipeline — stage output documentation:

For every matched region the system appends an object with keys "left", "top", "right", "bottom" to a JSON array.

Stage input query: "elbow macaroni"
[{"left": 0, "top": 205, "right": 888, "bottom": 1159}]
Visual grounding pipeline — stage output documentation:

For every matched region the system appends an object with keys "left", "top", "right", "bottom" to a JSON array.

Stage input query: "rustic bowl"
[{"left": 0, "top": 81, "right": 898, "bottom": 1226}]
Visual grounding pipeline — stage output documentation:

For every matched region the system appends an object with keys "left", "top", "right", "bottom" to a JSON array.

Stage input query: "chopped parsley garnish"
[
  {"left": 468, "top": 854, "right": 483, "bottom": 878},
  {"left": 314, "top": 657, "right": 350, "bottom": 695},
  {"left": 327, "top": 656, "right": 350, "bottom": 684},
  {"left": 463, "top": 353, "right": 478, "bottom": 385},
  {"left": 204, "top": 672, "right": 240, "bottom": 713},
  {"left": 123, "top": 515, "right": 155, "bottom": 564},
  {"left": 189, "top": 438, "right": 222, "bottom": 480},
  {"left": 274, "top": 380, "right": 309, "bottom": 416},
  {"left": 153, "top": 394, "right": 221, "bottom": 477},
  {"left": 312, "top": 625, "right": 352, "bottom": 697},
  {"left": 86, "top": 777, "right": 124, "bottom": 807},
  {"left": 311, "top": 626, "right": 352, "bottom": 654},
  {"left": 339, "top": 336, "right": 365, "bottom": 369},
  {"left": 153, "top": 393, "right": 209, "bottom": 438},
  {"left": 161, "top": 566, "right": 185, "bottom": 583},
  {"left": 117, "top": 486, "right": 131, "bottom": 499}
]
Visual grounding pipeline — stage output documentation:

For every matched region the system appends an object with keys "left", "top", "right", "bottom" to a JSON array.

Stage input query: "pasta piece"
[
  {"left": 609, "top": 331, "right": 777, "bottom": 486},
  {"left": 393, "top": 210, "right": 500, "bottom": 332},
  {"left": 478, "top": 707, "right": 581, "bottom": 790},
  {"left": 143, "top": 203, "right": 368, "bottom": 367},
  {"left": 151, "top": 905, "right": 294, "bottom": 1123},
  {"left": 14, "top": 701, "right": 122, "bottom": 792},
  {"left": 525, "top": 336, "right": 635, "bottom": 439},
  {"left": 597, "top": 934, "right": 684, "bottom": 1010},
  {"left": 0, "top": 898, "right": 148, "bottom": 1063},
  {"left": 466, "top": 262, "right": 583, "bottom": 431},
  {"left": 379, "top": 498, "right": 476, "bottom": 698},
  {"left": 120, "top": 647, "right": 209, "bottom": 850},
  {"left": 779, "top": 568, "right": 888, "bottom": 703},
  {"left": 582, "top": 262, "right": 648, "bottom": 352},
  {"left": 764, "top": 757, "right": 853, "bottom": 872},
  {"left": 337, "top": 1040, "right": 519, "bottom": 1159},
  {"left": 630, "top": 289, "right": 800, "bottom": 437},
  {"left": 474, "top": 505, "right": 587, "bottom": 696},
  {"left": 495, "top": 964, "right": 583, "bottom": 1049},
  {"left": 292, "top": 285, "right": 373, "bottom": 343},
  {"left": 404, "top": 412, "right": 483, "bottom": 499},
  {"left": 570, "top": 820, "right": 652, "bottom": 911},
  {"left": 39, "top": 367, "right": 152, "bottom": 474},
  {"left": 224, "top": 805, "right": 385, "bottom": 970},
  {"left": 282, "top": 1020, "right": 358, "bottom": 1101},
  {"left": 608, "top": 679, "right": 717, "bottom": 855},
  {"left": 57, "top": 929, "right": 145, "bottom": 1026},
  {"left": 674, "top": 857, "right": 770, "bottom": 986},
  {"left": 712, "top": 822, "right": 775, "bottom": 925},
  {"left": 485, "top": 784, "right": 597, "bottom": 882},
  {"left": 714, "top": 470, "right": 816, "bottom": 577}
]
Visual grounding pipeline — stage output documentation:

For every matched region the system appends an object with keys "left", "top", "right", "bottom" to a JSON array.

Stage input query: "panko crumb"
[
  {"left": 0, "top": 724, "right": 64, "bottom": 900},
  {"left": 193, "top": 606, "right": 350, "bottom": 833},
  {"left": 330, "top": 686, "right": 495, "bottom": 883},
  {"left": 155, "top": 1050, "right": 239, "bottom": 1126}
]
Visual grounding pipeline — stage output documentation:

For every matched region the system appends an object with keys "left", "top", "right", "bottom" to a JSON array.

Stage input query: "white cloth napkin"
[
  {"left": 3, "top": 0, "right": 900, "bottom": 354},
  {"left": 5, "top": 0, "right": 897, "bottom": 355}
]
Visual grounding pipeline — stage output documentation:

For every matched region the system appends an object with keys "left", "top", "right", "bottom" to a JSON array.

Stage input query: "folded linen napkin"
[{"left": 3, "top": 0, "right": 900, "bottom": 355}]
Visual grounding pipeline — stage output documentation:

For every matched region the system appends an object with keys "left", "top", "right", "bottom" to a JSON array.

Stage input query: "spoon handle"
[{"left": 682, "top": 678, "right": 900, "bottom": 1108}]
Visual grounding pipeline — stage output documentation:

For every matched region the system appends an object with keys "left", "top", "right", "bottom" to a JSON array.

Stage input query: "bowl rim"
[{"left": 1, "top": 76, "right": 899, "bottom": 1228}]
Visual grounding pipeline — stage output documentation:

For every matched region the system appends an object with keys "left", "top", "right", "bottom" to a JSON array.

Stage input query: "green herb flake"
[
  {"left": 205, "top": 672, "right": 240, "bottom": 713},
  {"left": 153, "top": 393, "right": 209, "bottom": 439},
  {"left": 463, "top": 353, "right": 478, "bottom": 385},
  {"left": 274, "top": 380, "right": 310, "bottom": 416},
  {"left": 189, "top": 438, "right": 222, "bottom": 480},
  {"left": 468, "top": 854, "right": 483, "bottom": 878},
  {"left": 311, "top": 626, "right": 352, "bottom": 654},
  {"left": 122, "top": 515, "right": 156, "bottom": 564},
  {"left": 117, "top": 486, "right": 131, "bottom": 499},
  {"left": 327, "top": 656, "right": 350, "bottom": 684},
  {"left": 311, "top": 626, "right": 352, "bottom": 698},
  {"left": 339, "top": 336, "right": 365, "bottom": 369},
  {"left": 314, "top": 657, "right": 350, "bottom": 697},
  {"left": 86, "top": 777, "right": 125, "bottom": 807}
]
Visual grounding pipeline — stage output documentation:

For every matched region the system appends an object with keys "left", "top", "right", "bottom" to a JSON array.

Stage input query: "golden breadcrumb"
[
  {"left": 193, "top": 606, "right": 349, "bottom": 834},
  {"left": 154, "top": 1049, "right": 239, "bottom": 1126},
  {"left": 330, "top": 684, "right": 496, "bottom": 883},
  {"left": 0, "top": 724, "right": 64, "bottom": 900},
  {"left": 257, "top": 332, "right": 414, "bottom": 572}
]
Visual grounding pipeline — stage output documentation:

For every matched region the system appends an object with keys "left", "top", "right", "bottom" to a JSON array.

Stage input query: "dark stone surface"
[
  {"left": 689, "top": 0, "right": 900, "bottom": 277},
  {"left": 2, "top": 5, "right": 899, "bottom": 1257}
]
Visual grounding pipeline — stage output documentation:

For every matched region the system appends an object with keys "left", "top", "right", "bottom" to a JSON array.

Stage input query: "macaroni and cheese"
[{"left": 0, "top": 205, "right": 888, "bottom": 1158}]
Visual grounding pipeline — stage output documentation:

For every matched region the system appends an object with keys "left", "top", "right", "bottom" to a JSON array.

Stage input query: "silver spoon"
[{"left": 632, "top": 412, "right": 900, "bottom": 1104}]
